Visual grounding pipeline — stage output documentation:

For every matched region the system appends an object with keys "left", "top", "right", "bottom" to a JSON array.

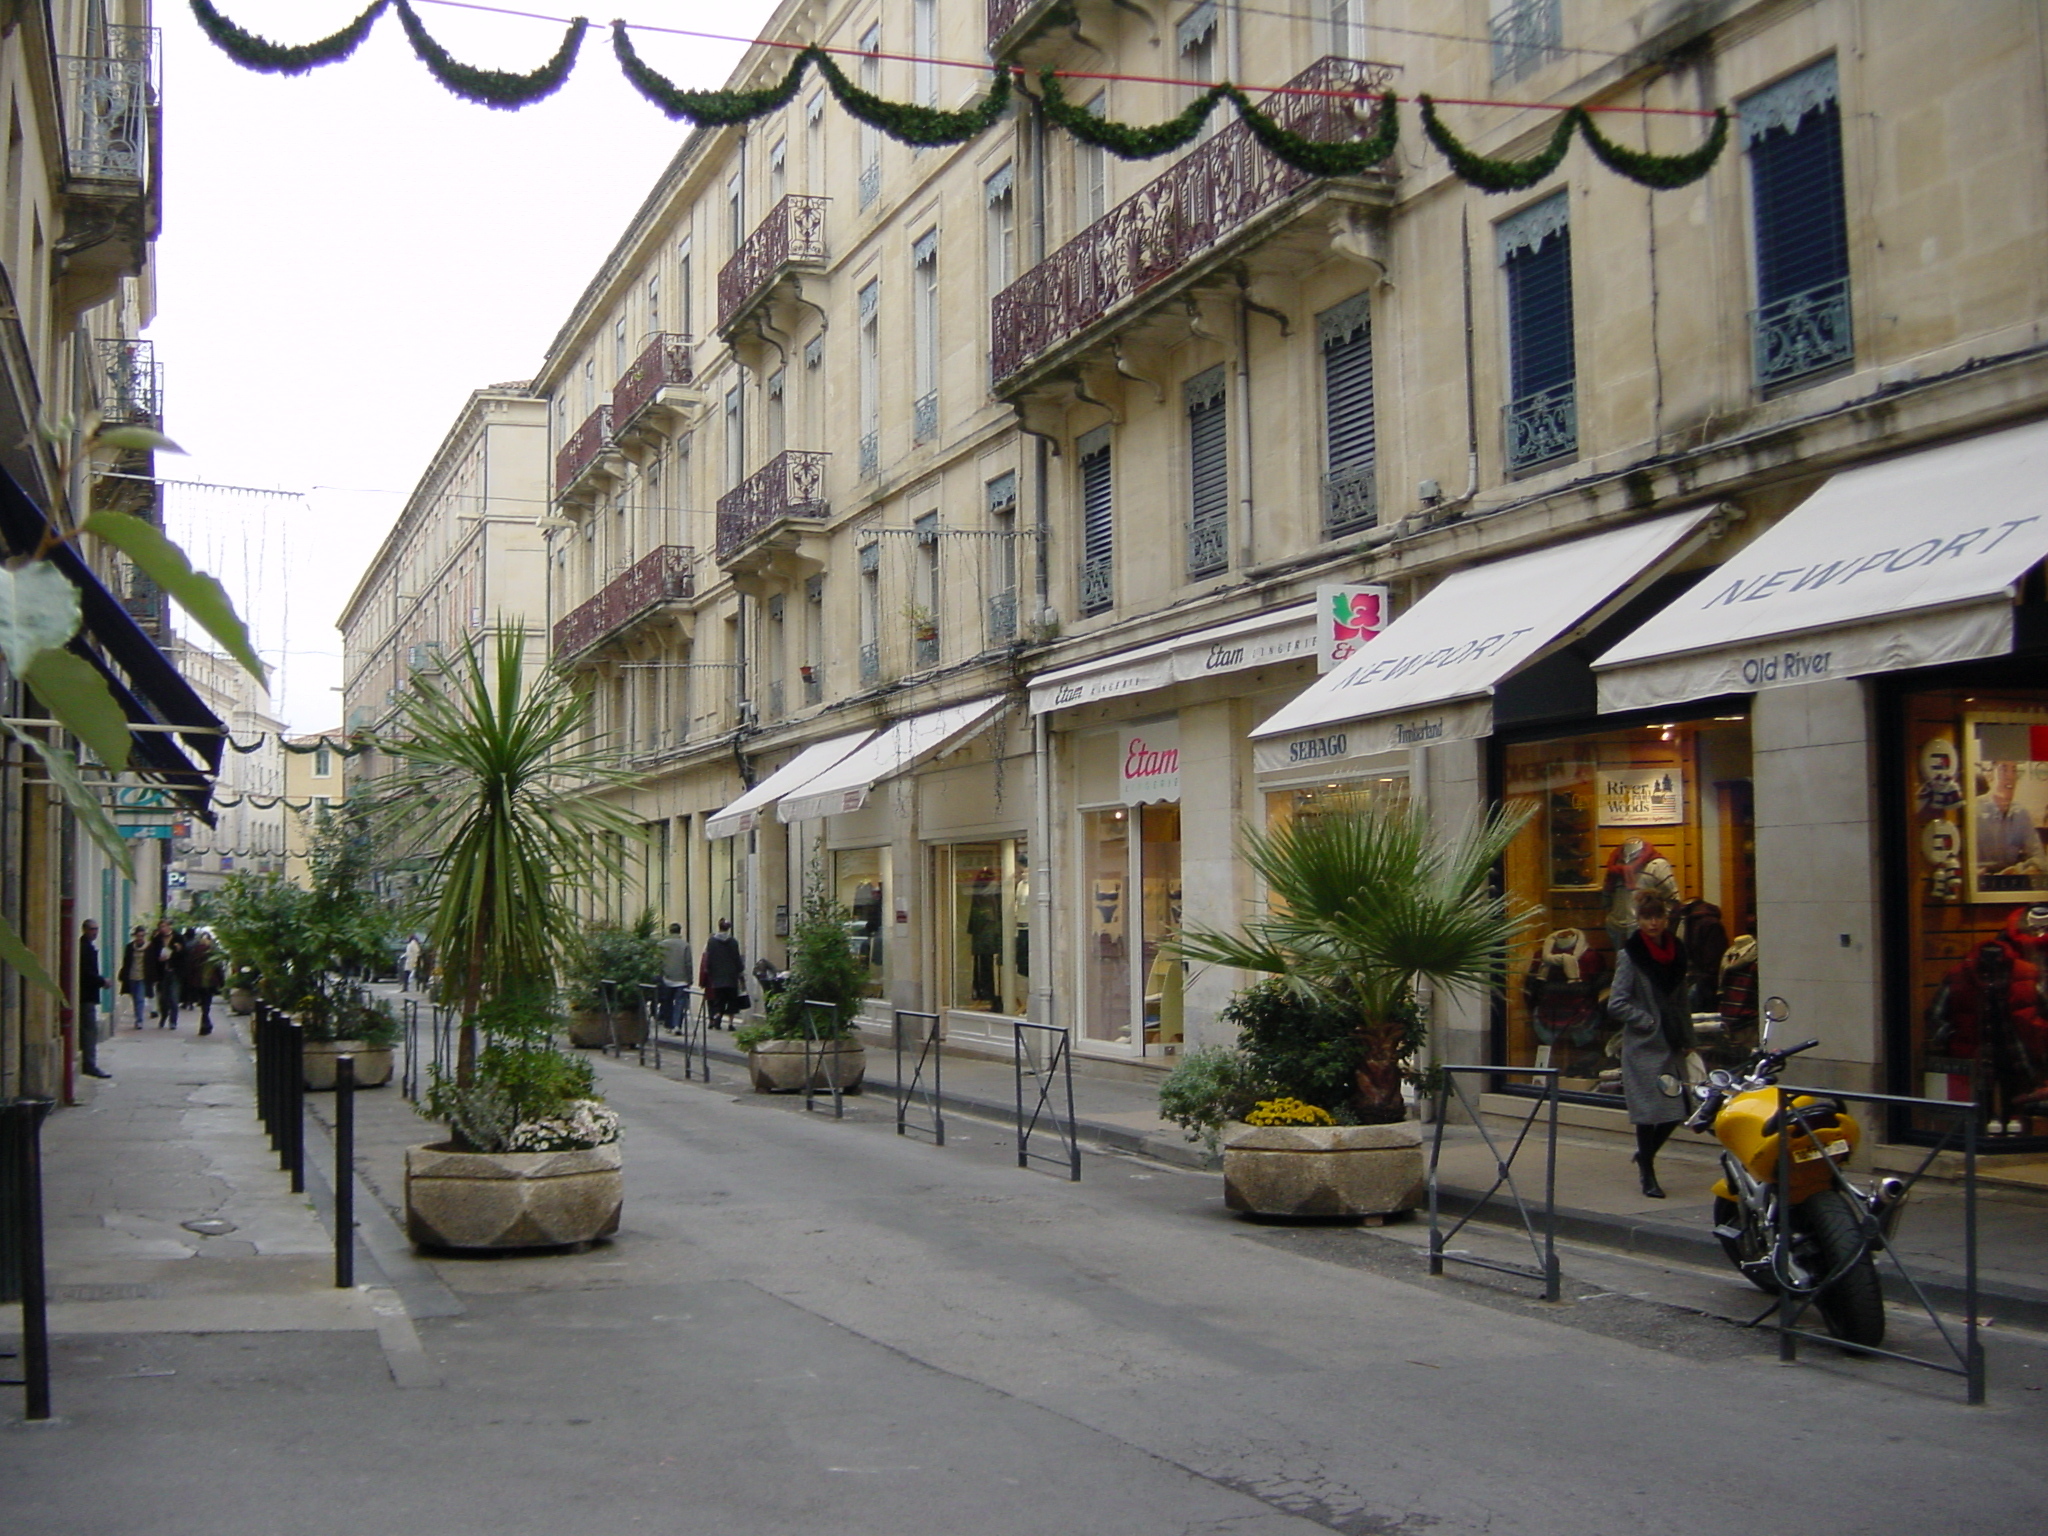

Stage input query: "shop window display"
[
  {"left": 1500, "top": 717, "right": 1756, "bottom": 1097},
  {"left": 1903, "top": 689, "right": 2048, "bottom": 1141},
  {"left": 832, "top": 846, "right": 889, "bottom": 999},
  {"left": 1080, "top": 806, "right": 1181, "bottom": 1051},
  {"left": 936, "top": 839, "right": 1029, "bottom": 1018}
]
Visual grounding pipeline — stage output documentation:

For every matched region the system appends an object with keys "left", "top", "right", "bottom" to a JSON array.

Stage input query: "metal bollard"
[
  {"left": 334, "top": 1054, "right": 355, "bottom": 1289},
  {"left": 285, "top": 1023, "right": 306, "bottom": 1193},
  {"left": 1, "top": 1098, "right": 55, "bottom": 1420}
]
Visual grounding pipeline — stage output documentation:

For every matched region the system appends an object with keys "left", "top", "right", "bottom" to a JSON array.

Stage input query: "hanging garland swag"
[{"left": 189, "top": 1, "right": 1729, "bottom": 190}]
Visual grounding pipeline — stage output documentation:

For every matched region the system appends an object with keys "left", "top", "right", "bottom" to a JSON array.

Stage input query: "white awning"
[
  {"left": 777, "top": 697, "right": 1007, "bottom": 823},
  {"left": 1596, "top": 420, "right": 2048, "bottom": 712},
  {"left": 704, "top": 729, "right": 874, "bottom": 839},
  {"left": 1029, "top": 602, "right": 1317, "bottom": 715},
  {"left": 1249, "top": 510, "right": 1714, "bottom": 771}
]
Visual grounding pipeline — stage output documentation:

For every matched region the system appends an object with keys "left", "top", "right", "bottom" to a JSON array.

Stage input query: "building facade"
[
  {"left": 280, "top": 729, "right": 347, "bottom": 888},
  {"left": 372, "top": 0, "right": 2048, "bottom": 1156},
  {"left": 164, "top": 635, "right": 285, "bottom": 904}
]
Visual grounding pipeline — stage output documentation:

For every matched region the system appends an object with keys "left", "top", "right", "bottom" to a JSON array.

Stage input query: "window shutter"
[
  {"left": 1745, "top": 62, "right": 1851, "bottom": 387},
  {"left": 1079, "top": 428, "right": 1113, "bottom": 615},
  {"left": 1321, "top": 297, "right": 1376, "bottom": 534},
  {"left": 1186, "top": 367, "right": 1229, "bottom": 578}
]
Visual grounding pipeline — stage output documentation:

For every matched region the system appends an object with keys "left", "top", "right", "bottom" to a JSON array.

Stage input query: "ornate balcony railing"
[
  {"left": 859, "top": 641, "right": 880, "bottom": 684},
  {"left": 555, "top": 404, "right": 614, "bottom": 497},
  {"left": 553, "top": 544, "right": 695, "bottom": 659},
  {"left": 715, "top": 450, "right": 830, "bottom": 562},
  {"left": 859, "top": 430, "right": 880, "bottom": 478},
  {"left": 95, "top": 337, "right": 160, "bottom": 426},
  {"left": 1504, "top": 381, "right": 1577, "bottom": 472},
  {"left": 1752, "top": 276, "right": 1852, "bottom": 390},
  {"left": 986, "top": 0, "right": 1054, "bottom": 54},
  {"left": 913, "top": 631, "right": 941, "bottom": 670},
  {"left": 912, "top": 392, "right": 938, "bottom": 444},
  {"left": 991, "top": 56, "right": 1394, "bottom": 390},
  {"left": 1080, "top": 554, "right": 1114, "bottom": 615},
  {"left": 611, "top": 334, "right": 693, "bottom": 429},
  {"left": 717, "top": 195, "right": 829, "bottom": 335},
  {"left": 987, "top": 587, "right": 1018, "bottom": 645},
  {"left": 59, "top": 26, "right": 156, "bottom": 184},
  {"left": 1322, "top": 463, "right": 1377, "bottom": 536}
]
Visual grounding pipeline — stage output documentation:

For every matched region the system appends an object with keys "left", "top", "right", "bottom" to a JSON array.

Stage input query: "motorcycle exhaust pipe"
[{"left": 1868, "top": 1177, "right": 1908, "bottom": 1239}]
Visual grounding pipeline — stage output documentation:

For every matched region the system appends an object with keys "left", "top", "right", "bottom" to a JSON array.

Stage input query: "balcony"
[
  {"left": 990, "top": 56, "right": 1395, "bottom": 395},
  {"left": 611, "top": 334, "right": 696, "bottom": 441},
  {"left": 554, "top": 404, "right": 616, "bottom": 505},
  {"left": 553, "top": 544, "right": 695, "bottom": 661},
  {"left": 1752, "top": 276, "right": 1853, "bottom": 391},
  {"left": 57, "top": 26, "right": 159, "bottom": 307},
  {"left": 95, "top": 337, "right": 161, "bottom": 425},
  {"left": 717, "top": 195, "right": 829, "bottom": 340},
  {"left": 715, "top": 450, "right": 831, "bottom": 571},
  {"left": 987, "top": 0, "right": 1102, "bottom": 61}
]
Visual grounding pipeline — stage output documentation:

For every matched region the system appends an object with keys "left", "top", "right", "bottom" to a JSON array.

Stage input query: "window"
[
  {"left": 726, "top": 171, "right": 744, "bottom": 252},
  {"left": 1499, "top": 192, "right": 1576, "bottom": 473},
  {"left": 1178, "top": 5, "right": 1219, "bottom": 144},
  {"left": 1185, "top": 366, "right": 1229, "bottom": 578},
  {"left": 765, "top": 368, "right": 786, "bottom": 459},
  {"left": 858, "top": 538, "right": 881, "bottom": 682},
  {"left": 677, "top": 235, "right": 693, "bottom": 338},
  {"left": 984, "top": 163, "right": 1015, "bottom": 296},
  {"left": 314, "top": 746, "right": 332, "bottom": 778},
  {"left": 834, "top": 846, "right": 890, "bottom": 998},
  {"left": 803, "top": 574, "right": 824, "bottom": 702},
  {"left": 913, "top": 510, "right": 940, "bottom": 668},
  {"left": 1744, "top": 57, "right": 1851, "bottom": 390},
  {"left": 766, "top": 593, "right": 786, "bottom": 718},
  {"left": 859, "top": 26, "right": 882, "bottom": 207},
  {"left": 1319, "top": 292, "right": 1377, "bottom": 535},
  {"left": 858, "top": 279, "right": 880, "bottom": 476},
  {"left": 1491, "top": 0, "right": 1561, "bottom": 83},
  {"left": 615, "top": 316, "right": 628, "bottom": 375},
  {"left": 986, "top": 470, "right": 1019, "bottom": 643},
  {"left": 913, "top": 0, "right": 937, "bottom": 108},
  {"left": 1078, "top": 426, "right": 1113, "bottom": 616},
  {"left": 805, "top": 91, "right": 826, "bottom": 191},
  {"left": 1328, "top": 0, "right": 1363, "bottom": 57},
  {"left": 936, "top": 839, "right": 1029, "bottom": 1019},
  {"left": 646, "top": 272, "right": 661, "bottom": 335},
  {"left": 1073, "top": 96, "right": 1107, "bottom": 230},
  {"left": 769, "top": 136, "right": 787, "bottom": 206},
  {"left": 724, "top": 383, "right": 746, "bottom": 486},
  {"left": 912, "top": 229, "right": 939, "bottom": 444},
  {"left": 582, "top": 358, "right": 595, "bottom": 415}
]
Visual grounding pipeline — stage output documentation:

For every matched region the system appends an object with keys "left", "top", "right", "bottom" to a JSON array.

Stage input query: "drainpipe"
[
  {"left": 1458, "top": 207, "right": 1480, "bottom": 502},
  {"left": 1032, "top": 709, "right": 1053, "bottom": 1029},
  {"left": 1235, "top": 288, "right": 1256, "bottom": 569}
]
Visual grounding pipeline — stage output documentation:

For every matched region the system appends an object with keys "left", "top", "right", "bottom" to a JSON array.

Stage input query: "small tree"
[{"left": 758, "top": 872, "right": 869, "bottom": 1043}]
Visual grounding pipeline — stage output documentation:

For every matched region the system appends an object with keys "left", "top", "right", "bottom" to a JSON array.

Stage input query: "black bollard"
[
  {"left": 334, "top": 1054, "right": 355, "bottom": 1289},
  {"left": 2, "top": 1099, "right": 55, "bottom": 1420},
  {"left": 285, "top": 1023, "right": 306, "bottom": 1193}
]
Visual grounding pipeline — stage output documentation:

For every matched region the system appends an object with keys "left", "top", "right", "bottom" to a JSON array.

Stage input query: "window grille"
[
  {"left": 1319, "top": 293, "right": 1377, "bottom": 535},
  {"left": 1186, "top": 367, "right": 1229, "bottom": 578},
  {"left": 1499, "top": 194, "right": 1577, "bottom": 473},
  {"left": 1078, "top": 427, "right": 1114, "bottom": 615},
  {"left": 1745, "top": 58, "right": 1851, "bottom": 389}
]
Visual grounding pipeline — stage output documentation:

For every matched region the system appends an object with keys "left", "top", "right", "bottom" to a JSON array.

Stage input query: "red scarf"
[{"left": 1640, "top": 930, "right": 1679, "bottom": 966}]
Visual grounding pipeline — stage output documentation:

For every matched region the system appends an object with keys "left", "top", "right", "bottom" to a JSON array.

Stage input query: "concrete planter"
[
  {"left": 226, "top": 987, "right": 257, "bottom": 1016},
  {"left": 1222, "top": 1120, "right": 1424, "bottom": 1220},
  {"left": 302, "top": 1040, "right": 394, "bottom": 1091},
  {"left": 747, "top": 1038, "right": 866, "bottom": 1094},
  {"left": 404, "top": 1140, "right": 624, "bottom": 1251},
  {"left": 567, "top": 1006, "right": 646, "bottom": 1050}
]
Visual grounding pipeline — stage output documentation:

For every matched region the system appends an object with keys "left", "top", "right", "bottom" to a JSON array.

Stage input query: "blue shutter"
[
  {"left": 1186, "top": 368, "right": 1229, "bottom": 578},
  {"left": 1747, "top": 77, "right": 1851, "bottom": 387},
  {"left": 1503, "top": 218, "right": 1577, "bottom": 472},
  {"left": 1079, "top": 429, "right": 1114, "bottom": 615},
  {"left": 1321, "top": 297, "right": 1376, "bottom": 534}
]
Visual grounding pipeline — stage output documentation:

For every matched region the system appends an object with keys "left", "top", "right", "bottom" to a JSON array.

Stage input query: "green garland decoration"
[
  {"left": 1571, "top": 104, "right": 1730, "bottom": 190},
  {"left": 394, "top": 0, "right": 584, "bottom": 111},
  {"left": 1039, "top": 68, "right": 1230, "bottom": 160},
  {"left": 1228, "top": 85, "right": 1399, "bottom": 177},
  {"left": 188, "top": 0, "right": 389, "bottom": 76},
  {"left": 614, "top": 30, "right": 1009, "bottom": 145},
  {"left": 1418, "top": 94, "right": 1575, "bottom": 193}
]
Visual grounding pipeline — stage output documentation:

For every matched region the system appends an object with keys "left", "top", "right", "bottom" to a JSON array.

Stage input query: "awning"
[
  {"left": 1249, "top": 510, "right": 1714, "bottom": 771},
  {"left": 1029, "top": 602, "right": 1317, "bottom": 714},
  {"left": 0, "top": 464, "right": 223, "bottom": 812},
  {"left": 778, "top": 696, "right": 1007, "bottom": 823},
  {"left": 703, "top": 729, "right": 873, "bottom": 839},
  {"left": 1596, "top": 420, "right": 2048, "bottom": 712}
]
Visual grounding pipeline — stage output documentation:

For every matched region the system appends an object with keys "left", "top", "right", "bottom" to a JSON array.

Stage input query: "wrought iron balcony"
[
  {"left": 611, "top": 334, "right": 694, "bottom": 433},
  {"left": 717, "top": 195, "right": 829, "bottom": 337},
  {"left": 1322, "top": 463, "right": 1377, "bottom": 536},
  {"left": 987, "top": 587, "right": 1018, "bottom": 645},
  {"left": 553, "top": 544, "right": 695, "bottom": 660},
  {"left": 859, "top": 641, "right": 881, "bottom": 684},
  {"left": 555, "top": 404, "right": 615, "bottom": 500},
  {"left": 59, "top": 26, "right": 156, "bottom": 185},
  {"left": 1491, "top": 0, "right": 1562, "bottom": 83},
  {"left": 715, "top": 450, "right": 830, "bottom": 563},
  {"left": 1504, "top": 381, "right": 1577, "bottom": 473},
  {"left": 990, "top": 57, "right": 1395, "bottom": 392},
  {"left": 1752, "top": 277, "right": 1853, "bottom": 390},
  {"left": 95, "top": 338, "right": 160, "bottom": 426}
]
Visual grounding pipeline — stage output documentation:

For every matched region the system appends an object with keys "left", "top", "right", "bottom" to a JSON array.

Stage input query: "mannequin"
[
  {"left": 1603, "top": 839, "right": 1676, "bottom": 948},
  {"left": 1926, "top": 910, "right": 2048, "bottom": 1134},
  {"left": 1523, "top": 929, "right": 1607, "bottom": 1058}
]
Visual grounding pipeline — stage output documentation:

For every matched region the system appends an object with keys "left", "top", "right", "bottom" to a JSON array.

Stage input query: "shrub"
[{"left": 1157, "top": 1046, "right": 1270, "bottom": 1155}]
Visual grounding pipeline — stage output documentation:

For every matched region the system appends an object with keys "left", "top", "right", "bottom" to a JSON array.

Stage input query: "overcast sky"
[{"left": 145, "top": 1, "right": 777, "bottom": 732}]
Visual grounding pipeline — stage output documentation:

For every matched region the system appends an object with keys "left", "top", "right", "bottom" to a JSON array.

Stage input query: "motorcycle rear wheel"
[
  {"left": 1711, "top": 1196, "right": 1780, "bottom": 1294},
  {"left": 1802, "top": 1190, "right": 1886, "bottom": 1349}
]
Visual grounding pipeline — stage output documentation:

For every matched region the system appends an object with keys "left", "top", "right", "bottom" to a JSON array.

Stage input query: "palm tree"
[
  {"left": 1173, "top": 799, "right": 1537, "bottom": 1123},
  {"left": 368, "top": 629, "right": 643, "bottom": 1085}
]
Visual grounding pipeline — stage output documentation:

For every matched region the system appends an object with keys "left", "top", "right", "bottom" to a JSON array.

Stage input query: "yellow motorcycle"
[{"left": 1684, "top": 997, "right": 1905, "bottom": 1349}]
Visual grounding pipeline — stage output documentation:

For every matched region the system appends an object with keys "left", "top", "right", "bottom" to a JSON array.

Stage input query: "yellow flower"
[{"left": 1246, "top": 1097, "right": 1334, "bottom": 1127}]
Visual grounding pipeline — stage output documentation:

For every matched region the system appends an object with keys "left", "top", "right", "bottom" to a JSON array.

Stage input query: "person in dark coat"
[
  {"left": 698, "top": 918, "right": 745, "bottom": 1027},
  {"left": 146, "top": 919, "right": 183, "bottom": 1028},
  {"left": 180, "top": 932, "right": 225, "bottom": 1037},
  {"left": 1607, "top": 889, "right": 1693, "bottom": 1199},
  {"left": 78, "top": 919, "right": 110, "bottom": 1078},
  {"left": 117, "top": 926, "right": 150, "bottom": 1028}
]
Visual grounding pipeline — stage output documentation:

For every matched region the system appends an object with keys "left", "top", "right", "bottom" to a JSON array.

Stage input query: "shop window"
[
  {"left": 935, "top": 839, "right": 1030, "bottom": 1020},
  {"left": 833, "top": 845, "right": 890, "bottom": 999},
  {"left": 1499, "top": 716, "right": 1756, "bottom": 1094},
  {"left": 1744, "top": 56, "right": 1850, "bottom": 391},
  {"left": 1081, "top": 805, "right": 1182, "bottom": 1052},
  {"left": 1264, "top": 773, "right": 1408, "bottom": 834},
  {"left": 1900, "top": 687, "right": 2048, "bottom": 1143}
]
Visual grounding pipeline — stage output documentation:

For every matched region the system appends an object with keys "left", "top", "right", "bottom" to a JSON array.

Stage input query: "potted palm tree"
[
  {"left": 369, "top": 631, "right": 645, "bottom": 1251},
  {"left": 736, "top": 877, "right": 869, "bottom": 1093},
  {"left": 1169, "top": 799, "right": 1534, "bottom": 1219}
]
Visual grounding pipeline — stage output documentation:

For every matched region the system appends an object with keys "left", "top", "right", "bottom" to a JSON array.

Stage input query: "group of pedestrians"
[
  {"left": 109, "top": 919, "right": 225, "bottom": 1036},
  {"left": 655, "top": 918, "right": 749, "bottom": 1031}
]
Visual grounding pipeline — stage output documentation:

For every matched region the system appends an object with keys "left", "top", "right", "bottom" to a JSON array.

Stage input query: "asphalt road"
[{"left": 8, "top": 1051, "right": 2047, "bottom": 1536}]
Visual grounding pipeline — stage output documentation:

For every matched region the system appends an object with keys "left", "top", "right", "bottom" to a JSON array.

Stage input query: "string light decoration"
[{"left": 189, "top": 1, "right": 1729, "bottom": 188}]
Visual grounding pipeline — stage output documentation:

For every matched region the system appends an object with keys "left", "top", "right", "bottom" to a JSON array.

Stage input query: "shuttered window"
[
  {"left": 1745, "top": 58, "right": 1851, "bottom": 388},
  {"left": 1499, "top": 194, "right": 1576, "bottom": 472},
  {"left": 1319, "top": 293, "right": 1376, "bottom": 535},
  {"left": 1186, "top": 366, "right": 1229, "bottom": 578},
  {"left": 1078, "top": 427, "right": 1113, "bottom": 615}
]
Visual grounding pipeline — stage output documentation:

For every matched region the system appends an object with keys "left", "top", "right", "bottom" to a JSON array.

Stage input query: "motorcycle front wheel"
[
  {"left": 1711, "top": 1195, "right": 1780, "bottom": 1294},
  {"left": 1802, "top": 1190, "right": 1886, "bottom": 1349}
]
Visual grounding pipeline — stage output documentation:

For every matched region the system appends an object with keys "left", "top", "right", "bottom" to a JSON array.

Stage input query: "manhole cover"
[{"left": 181, "top": 1218, "right": 237, "bottom": 1236}]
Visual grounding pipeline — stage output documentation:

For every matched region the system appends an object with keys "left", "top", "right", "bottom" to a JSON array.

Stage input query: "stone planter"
[
  {"left": 404, "top": 1141, "right": 624, "bottom": 1251},
  {"left": 1221, "top": 1120, "right": 1424, "bottom": 1220},
  {"left": 747, "top": 1038, "right": 866, "bottom": 1094},
  {"left": 302, "top": 1039, "right": 394, "bottom": 1091},
  {"left": 567, "top": 1006, "right": 646, "bottom": 1050},
  {"left": 226, "top": 987, "right": 257, "bottom": 1016}
]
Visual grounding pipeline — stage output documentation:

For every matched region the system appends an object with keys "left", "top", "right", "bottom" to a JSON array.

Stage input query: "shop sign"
[
  {"left": 1316, "top": 584, "right": 1390, "bottom": 673},
  {"left": 1598, "top": 767, "right": 1685, "bottom": 826},
  {"left": 1119, "top": 722, "right": 1180, "bottom": 804},
  {"left": 1251, "top": 698, "right": 1494, "bottom": 775}
]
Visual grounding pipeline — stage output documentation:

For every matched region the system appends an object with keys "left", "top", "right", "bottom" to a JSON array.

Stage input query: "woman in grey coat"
[{"left": 1607, "top": 889, "right": 1693, "bottom": 1198}]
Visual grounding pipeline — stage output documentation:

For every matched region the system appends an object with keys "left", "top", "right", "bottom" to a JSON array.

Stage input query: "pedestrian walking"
[
  {"left": 698, "top": 918, "right": 745, "bottom": 1028},
  {"left": 77, "top": 918, "right": 111, "bottom": 1078},
  {"left": 658, "top": 923, "right": 693, "bottom": 1030},
  {"left": 1608, "top": 889, "right": 1694, "bottom": 1199},
  {"left": 403, "top": 935, "right": 423, "bottom": 993},
  {"left": 146, "top": 919, "right": 183, "bottom": 1028},
  {"left": 180, "top": 932, "right": 226, "bottom": 1036},
  {"left": 118, "top": 925, "right": 150, "bottom": 1029}
]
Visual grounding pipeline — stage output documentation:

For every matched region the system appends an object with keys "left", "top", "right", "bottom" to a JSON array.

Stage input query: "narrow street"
[{"left": 7, "top": 1024, "right": 2044, "bottom": 1536}]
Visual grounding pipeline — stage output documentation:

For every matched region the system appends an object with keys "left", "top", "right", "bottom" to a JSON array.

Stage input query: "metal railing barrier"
[
  {"left": 668, "top": 985, "right": 711, "bottom": 1081},
  {"left": 1427, "top": 1065, "right": 1562, "bottom": 1302},
  {"left": 800, "top": 1000, "right": 849, "bottom": 1118},
  {"left": 253, "top": 1005, "right": 306, "bottom": 1193},
  {"left": 1, "top": 1097, "right": 55, "bottom": 1419},
  {"left": 597, "top": 979, "right": 624, "bottom": 1057},
  {"left": 893, "top": 1010, "right": 944, "bottom": 1145},
  {"left": 1761, "top": 1084, "right": 1985, "bottom": 1404},
  {"left": 1012, "top": 1021, "right": 1080, "bottom": 1181},
  {"left": 400, "top": 997, "right": 421, "bottom": 1100},
  {"left": 635, "top": 983, "right": 663, "bottom": 1071},
  {"left": 333, "top": 1054, "right": 356, "bottom": 1290}
]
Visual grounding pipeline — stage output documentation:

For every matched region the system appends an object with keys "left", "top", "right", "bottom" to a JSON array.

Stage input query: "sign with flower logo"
[{"left": 1316, "top": 584, "right": 1390, "bottom": 673}]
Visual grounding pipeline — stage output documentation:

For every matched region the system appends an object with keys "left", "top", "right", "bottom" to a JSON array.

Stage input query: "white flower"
[{"left": 503, "top": 1099, "right": 621, "bottom": 1152}]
